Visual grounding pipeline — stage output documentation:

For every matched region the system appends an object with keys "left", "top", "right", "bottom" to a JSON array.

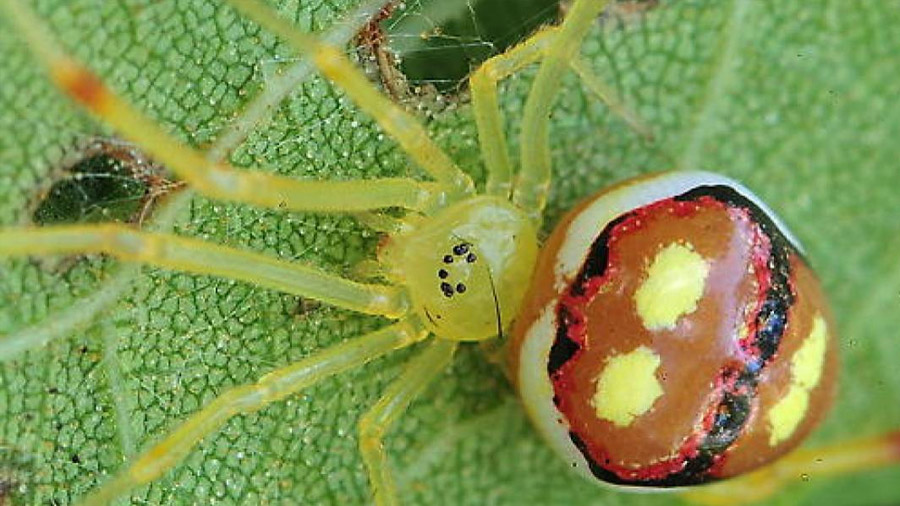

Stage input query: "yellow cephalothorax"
[{"left": 381, "top": 196, "right": 538, "bottom": 342}]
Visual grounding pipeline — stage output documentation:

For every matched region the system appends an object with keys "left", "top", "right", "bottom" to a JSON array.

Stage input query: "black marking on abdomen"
[{"left": 547, "top": 305, "right": 580, "bottom": 376}]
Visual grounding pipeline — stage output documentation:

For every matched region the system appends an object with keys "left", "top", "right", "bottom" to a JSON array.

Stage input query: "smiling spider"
[{"left": 0, "top": 0, "right": 898, "bottom": 505}]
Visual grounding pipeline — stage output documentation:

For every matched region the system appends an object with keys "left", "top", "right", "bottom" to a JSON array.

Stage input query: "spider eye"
[
  {"left": 511, "top": 171, "right": 837, "bottom": 487},
  {"left": 387, "top": 195, "right": 538, "bottom": 342}
]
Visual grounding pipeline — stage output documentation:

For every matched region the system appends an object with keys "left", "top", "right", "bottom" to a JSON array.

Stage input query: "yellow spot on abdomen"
[
  {"left": 591, "top": 346, "right": 663, "bottom": 427},
  {"left": 634, "top": 242, "right": 710, "bottom": 330},
  {"left": 768, "top": 315, "right": 828, "bottom": 446}
]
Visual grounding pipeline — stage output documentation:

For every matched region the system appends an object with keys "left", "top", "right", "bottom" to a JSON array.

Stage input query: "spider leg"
[
  {"left": 681, "top": 430, "right": 900, "bottom": 505},
  {"left": 0, "top": 225, "right": 409, "bottom": 318},
  {"left": 470, "top": 1, "right": 648, "bottom": 207},
  {"left": 74, "top": 318, "right": 429, "bottom": 506},
  {"left": 0, "top": 0, "right": 439, "bottom": 214},
  {"left": 470, "top": 27, "right": 558, "bottom": 198},
  {"left": 515, "top": 0, "right": 612, "bottom": 222},
  {"left": 359, "top": 339, "right": 458, "bottom": 506},
  {"left": 223, "top": 0, "right": 475, "bottom": 199}
]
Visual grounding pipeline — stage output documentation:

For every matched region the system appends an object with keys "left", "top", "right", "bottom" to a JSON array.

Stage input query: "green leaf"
[{"left": 1, "top": 1, "right": 899, "bottom": 505}]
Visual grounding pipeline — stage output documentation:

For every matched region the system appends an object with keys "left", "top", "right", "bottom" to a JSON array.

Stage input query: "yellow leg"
[
  {"left": 470, "top": 25, "right": 649, "bottom": 199},
  {"left": 0, "top": 225, "right": 409, "bottom": 318},
  {"left": 682, "top": 430, "right": 900, "bottom": 505},
  {"left": 359, "top": 339, "right": 457, "bottom": 506},
  {"left": 516, "top": 0, "right": 611, "bottom": 221},
  {"left": 223, "top": 0, "right": 475, "bottom": 199},
  {"left": 76, "top": 319, "right": 429, "bottom": 506},
  {"left": 469, "top": 27, "right": 559, "bottom": 198},
  {"left": 0, "top": 0, "right": 439, "bottom": 214}
]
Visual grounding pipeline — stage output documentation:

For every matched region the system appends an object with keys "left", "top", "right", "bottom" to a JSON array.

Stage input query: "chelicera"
[{"left": 0, "top": 0, "right": 897, "bottom": 505}]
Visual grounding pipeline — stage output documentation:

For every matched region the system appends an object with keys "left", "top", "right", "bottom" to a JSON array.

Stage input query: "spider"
[{"left": 0, "top": 0, "right": 897, "bottom": 505}]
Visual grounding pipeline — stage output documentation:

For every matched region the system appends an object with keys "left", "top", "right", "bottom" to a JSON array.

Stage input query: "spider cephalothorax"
[{"left": 379, "top": 196, "right": 538, "bottom": 341}]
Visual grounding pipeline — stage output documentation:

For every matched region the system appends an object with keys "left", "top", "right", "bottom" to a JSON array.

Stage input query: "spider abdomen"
[
  {"left": 511, "top": 171, "right": 837, "bottom": 487},
  {"left": 384, "top": 196, "right": 539, "bottom": 342}
]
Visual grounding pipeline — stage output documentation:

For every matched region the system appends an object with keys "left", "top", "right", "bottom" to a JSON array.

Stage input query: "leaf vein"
[{"left": 677, "top": 0, "right": 754, "bottom": 172}]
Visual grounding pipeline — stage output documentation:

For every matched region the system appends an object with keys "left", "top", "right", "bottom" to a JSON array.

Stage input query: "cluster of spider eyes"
[{"left": 438, "top": 242, "right": 477, "bottom": 298}]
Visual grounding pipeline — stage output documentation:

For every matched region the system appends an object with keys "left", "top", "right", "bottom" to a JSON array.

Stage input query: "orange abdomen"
[{"left": 511, "top": 171, "right": 837, "bottom": 487}]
